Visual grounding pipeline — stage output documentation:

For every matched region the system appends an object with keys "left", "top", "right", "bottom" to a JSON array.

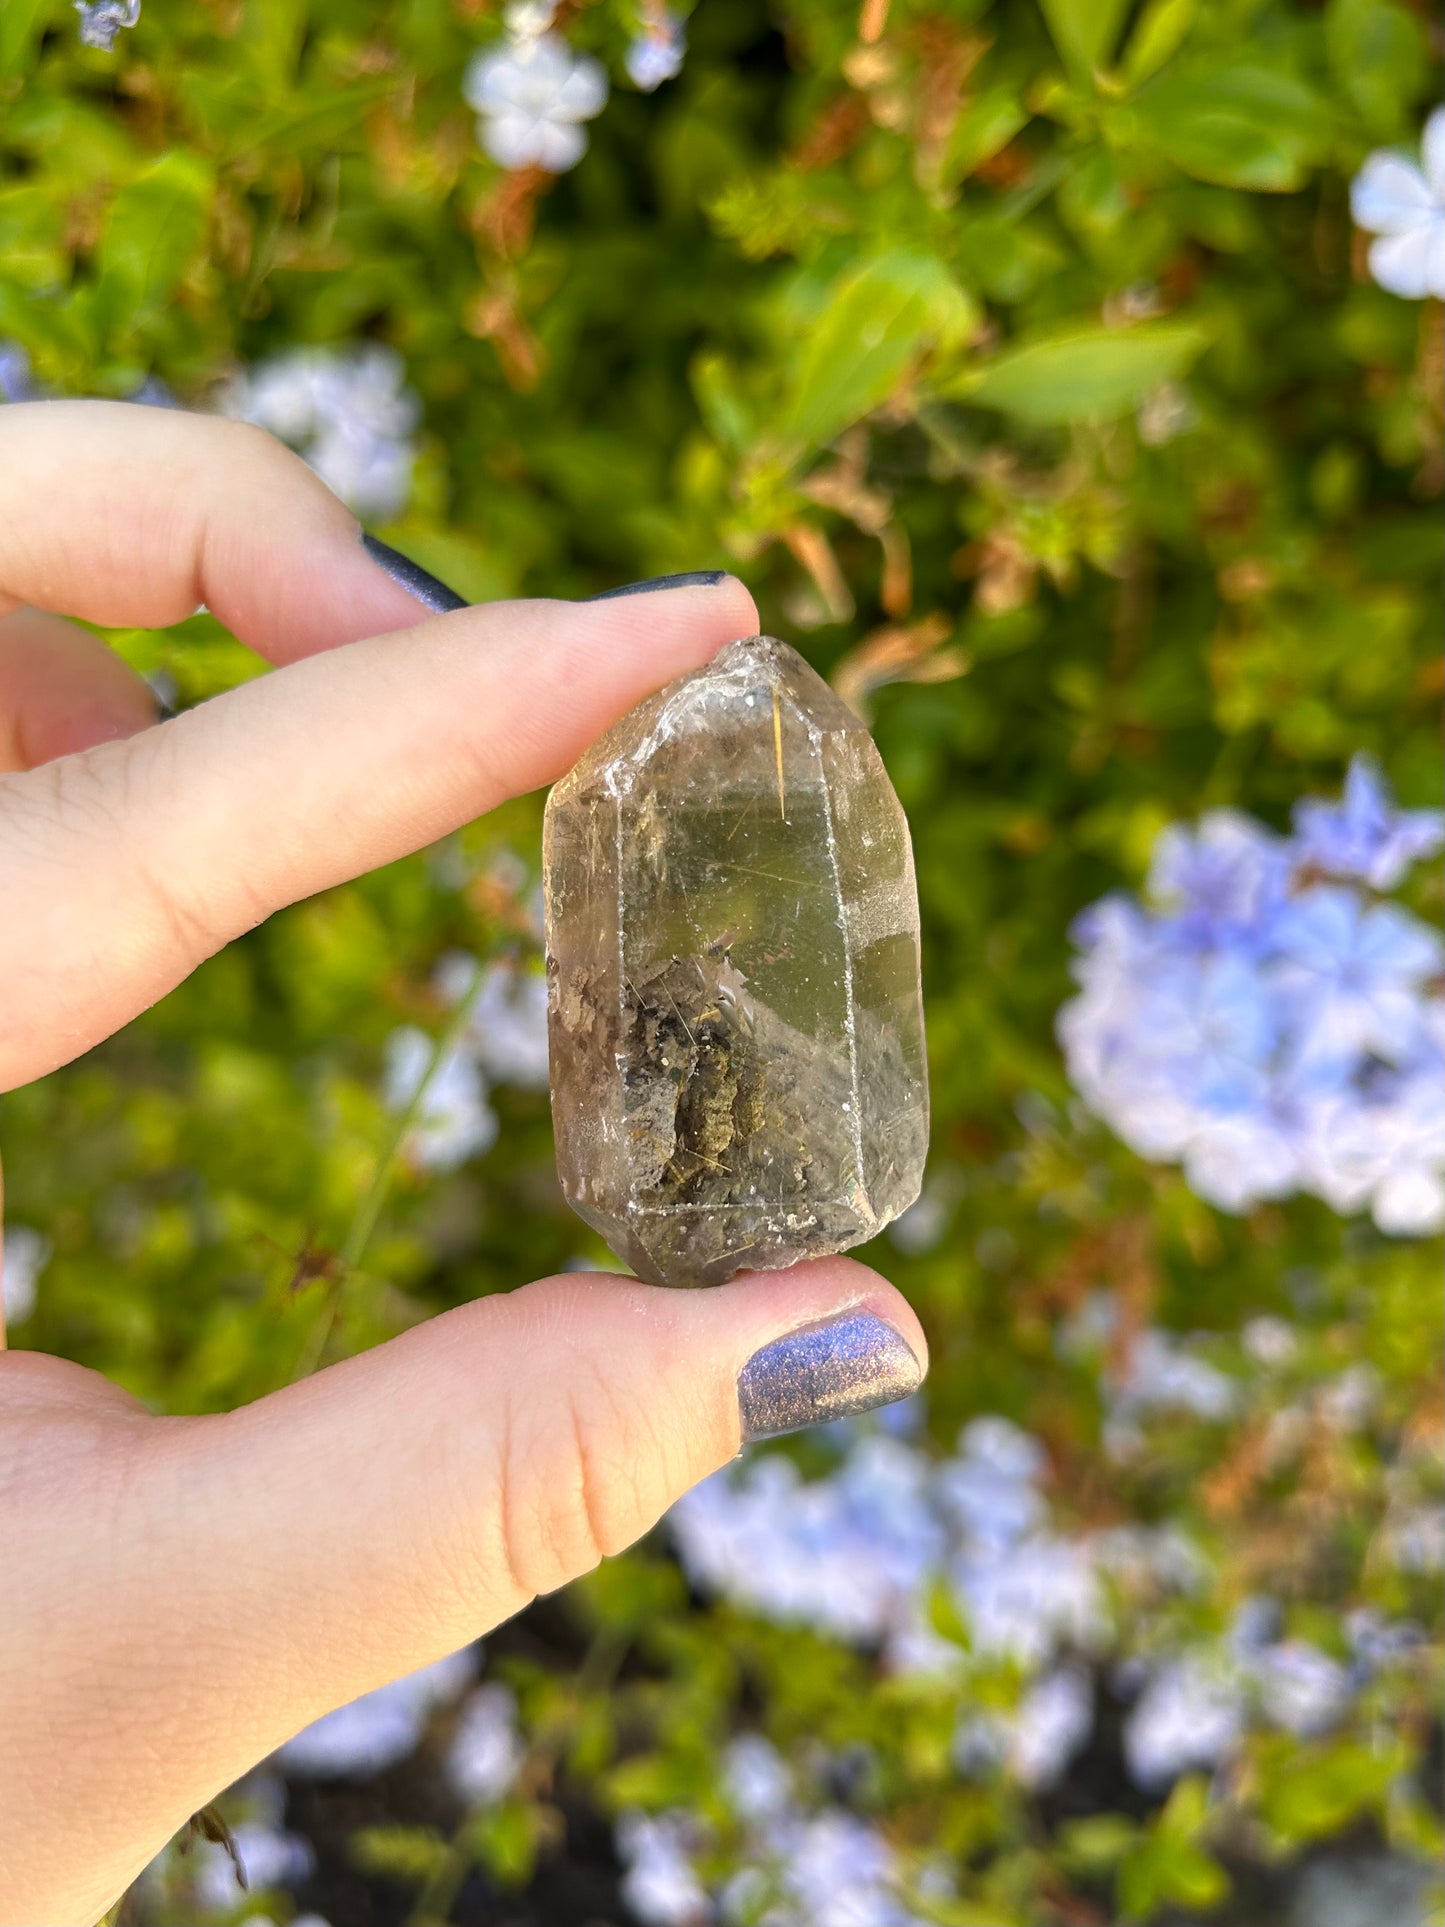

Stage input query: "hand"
[{"left": 0, "top": 403, "right": 927, "bottom": 1926}]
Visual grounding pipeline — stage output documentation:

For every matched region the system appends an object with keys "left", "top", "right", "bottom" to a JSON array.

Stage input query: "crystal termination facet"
[{"left": 544, "top": 635, "right": 928, "bottom": 1287}]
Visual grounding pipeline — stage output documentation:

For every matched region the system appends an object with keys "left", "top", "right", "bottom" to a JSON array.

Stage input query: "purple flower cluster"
[{"left": 1059, "top": 758, "right": 1444, "bottom": 1232}]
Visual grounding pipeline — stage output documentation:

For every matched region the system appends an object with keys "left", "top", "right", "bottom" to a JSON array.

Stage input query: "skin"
[{"left": 0, "top": 403, "right": 926, "bottom": 1927}]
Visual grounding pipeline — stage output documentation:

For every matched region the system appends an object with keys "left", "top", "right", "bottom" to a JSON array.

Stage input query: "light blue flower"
[
  {"left": 0, "top": 343, "right": 34, "bottom": 402},
  {"left": 465, "top": 31, "right": 608, "bottom": 173},
  {"left": 74, "top": 0, "right": 140, "bottom": 52},
  {"left": 1061, "top": 759, "right": 1445, "bottom": 1230},
  {"left": 1268, "top": 886, "right": 1442, "bottom": 1075},
  {"left": 383, "top": 1027, "right": 499, "bottom": 1172},
  {"left": 222, "top": 344, "right": 420, "bottom": 520},
  {"left": 1350, "top": 107, "right": 1445, "bottom": 302},
  {"left": 1124, "top": 1652, "right": 1246, "bottom": 1790},
  {"left": 626, "top": 10, "right": 686, "bottom": 92},
  {"left": 615, "top": 1811, "right": 711, "bottom": 1927},
  {"left": 1294, "top": 755, "right": 1445, "bottom": 892},
  {"left": 1147, "top": 809, "right": 1289, "bottom": 950}
]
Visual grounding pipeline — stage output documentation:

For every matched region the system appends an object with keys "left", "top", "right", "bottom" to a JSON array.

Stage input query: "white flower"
[
  {"left": 1383, "top": 1503, "right": 1445, "bottom": 1575},
  {"left": 196, "top": 1820, "right": 314, "bottom": 1912},
  {"left": 615, "top": 1812, "right": 712, "bottom": 1927},
  {"left": 1317, "top": 1363, "right": 1379, "bottom": 1434},
  {"left": 1137, "top": 381, "right": 1196, "bottom": 446},
  {"left": 383, "top": 1027, "right": 498, "bottom": 1173},
  {"left": 1242, "top": 1315, "right": 1299, "bottom": 1369},
  {"left": 886, "top": 1186, "right": 949, "bottom": 1254},
  {"left": 505, "top": 0, "right": 557, "bottom": 36},
  {"left": 774, "top": 1809, "right": 918, "bottom": 1927},
  {"left": 446, "top": 1682, "right": 524, "bottom": 1805},
  {"left": 1108, "top": 1329, "right": 1238, "bottom": 1442},
  {"left": 954, "top": 1534, "right": 1105, "bottom": 1668},
  {"left": 2, "top": 1225, "right": 49, "bottom": 1325},
  {"left": 437, "top": 951, "right": 552, "bottom": 1089},
  {"left": 723, "top": 1734, "right": 793, "bottom": 1824},
  {"left": 223, "top": 344, "right": 420, "bottom": 519},
  {"left": 669, "top": 1438, "right": 944, "bottom": 1649},
  {"left": 1350, "top": 107, "right": 1445, "bottom": 300},
  {"left": 1124, "top": 1652, "right": 1247, "bottom": 1789},
  {"left": 464, "top": 33, "right": 608, "bottom": 174},
  {"left": 1006, "top": 1665, "right": 1094, "bottom": 1790},
  {"left": 75, "top": 0, "right": 140, "bottom": 52},
  {"left": 279, "top": 1649, "right": 475, "bottom": 1778},
  {"left": 626, "top": 11, "right": 686, "bottom": 93},
  {"left": 1252, "top": 1639, "right": 1351, "bottom": 1736}
]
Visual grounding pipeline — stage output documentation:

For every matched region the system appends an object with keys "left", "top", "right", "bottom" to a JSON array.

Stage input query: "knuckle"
[
  {"left": 103, "top": 730, "right": 229, "bottom": 959},
  {"left": 493, "top": 1365, "right": 661, "bottom": 1601}
]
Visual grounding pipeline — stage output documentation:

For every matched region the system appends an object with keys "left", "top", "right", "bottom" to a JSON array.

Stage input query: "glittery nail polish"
[
  {"left": 737, "top": 1311, "right": 922, "bottom": 1444},
  {"left": 360, "top": 533, "right": 468, "bottom": 614}
]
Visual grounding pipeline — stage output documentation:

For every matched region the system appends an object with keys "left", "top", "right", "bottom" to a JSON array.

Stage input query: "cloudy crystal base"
[{"left": 544, "top": 634, "right": 928, "bottom": 1287}]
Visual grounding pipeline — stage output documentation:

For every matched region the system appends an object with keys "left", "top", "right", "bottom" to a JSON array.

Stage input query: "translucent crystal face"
[{"left": 544, "top": 635, "right": 928, "bottom": 1286}]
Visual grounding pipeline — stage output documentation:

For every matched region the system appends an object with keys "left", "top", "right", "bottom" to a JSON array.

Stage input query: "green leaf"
[
  {"left": 1120, "top": 0, "right": 1199, "bottom": 89},
  {"left": 949, "top": 321, "right": 1210, "bottom": 425},
  {"left": 1128, "top": 61, "right": 1334, "bottom": 191},
  {"left": 782, "top": 249, "right": 979, "bottom": 451},
  {"left": 1118, "top": 1830, "right": 1229, "bottom": 1920},
  {"left": 1038, "top": 0, "right": 1132, "bottom": 75},
  {"left": 95, "top": 152, "right": 212, "bottom": 334},
  {"left": 350, "top": 1823, "right": 450, "bottom": 1884},
  {"left": 227, "top": 77, "right": 394, "bottom": 160},
  {"left": 1059, "top": 1812, "right": 1139, "bottom": 1872},
  {"left": 1326, "top": 0, "right": 1430, "bottom": 140},
  {"left": 925, "top": 1573, "right": 972, "bottom": 1649},
  {"left": 465, "top": 1799, "right": 544, "bottom": 1889},
  {"left": 1159, "top": 1771, "right": 1212, "bottom": 1838},
  {"left": 941, "top": 86, "right": 1030, "bottom": 186},
  {"left": 1257, "top": 1738, "right": 1406, "bottom": 1846},
  {"left": 0, "top": 184, "right": 66, "bottom": 291},
  {"left": 0, "top": 0, "right": 45, "bottom": 79}
]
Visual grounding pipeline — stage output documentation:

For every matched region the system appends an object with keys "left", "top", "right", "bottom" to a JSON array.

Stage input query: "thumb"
[
  {"left": 8, "top": 1261, "right": 924, "bottom": 1922},
  {"left": 196, "top": 1261, "right": 925, "bottom": 1711}
]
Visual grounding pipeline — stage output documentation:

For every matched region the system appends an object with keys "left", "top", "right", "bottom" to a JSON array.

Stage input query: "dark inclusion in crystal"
[{"left": 543, "top": 635, "right": 928, "bottom": 1287}]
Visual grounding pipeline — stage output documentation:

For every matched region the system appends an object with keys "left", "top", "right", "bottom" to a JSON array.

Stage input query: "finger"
[
  {"left": 0, "top": 607, "right": 158, "bottom": 772},
  {"left": 0, "top": 1260, "right": 924, "bottom": 1921},
  {"left": 0, "top": 576, "right": 758, "bottom": 1087},
  {"left": 0, "top": 399, "right": 440, "bottom": 658}
]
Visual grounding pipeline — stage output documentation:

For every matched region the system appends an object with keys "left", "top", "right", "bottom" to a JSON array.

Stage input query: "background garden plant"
[{"left": 0, "top": 0, "right": 1440, "bottom": 1922}]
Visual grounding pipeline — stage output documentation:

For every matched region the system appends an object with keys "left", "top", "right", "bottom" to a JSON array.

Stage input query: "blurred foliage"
[{"left": 1, "top": 0, "right": 1441, "bottom": 1922}]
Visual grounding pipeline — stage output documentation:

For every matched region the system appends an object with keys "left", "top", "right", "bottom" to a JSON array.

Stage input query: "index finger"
[{"left": 0, "top": 398, "right": 433, "bottom": 659}]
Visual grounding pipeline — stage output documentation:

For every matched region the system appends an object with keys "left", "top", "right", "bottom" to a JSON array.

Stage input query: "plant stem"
[{"left": 291, "top": 973, "right": 487, "bottom": 1382}]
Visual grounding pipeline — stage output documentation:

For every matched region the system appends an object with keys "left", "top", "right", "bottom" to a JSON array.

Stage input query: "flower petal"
[
  {"left": 1373, "top": 1164, "right": 1445, "bottom": 1237},
  {"left": 552, "top": 52, "right": 608, "bottom": 120},
  {"left": 1351, "top": 153, "right": 1432, "bottom": 235},
  {"left": 478, "top": 109, "right": 547, "bottom": 169},
  {"left": 1368, "top": 225, "right": 1440, "bottom": 299},
  {"left": 534, "top": 116, "right": 588, "bottom": 171},
  {"left": 1424, "top": 218, "right": 1445, "bottom": 301},
  {"left": 1423, "top": 104, "right": 1445, "bottom": 202},
  {"left": 463, "top": 47, "right": 519, "bottom": 113}
]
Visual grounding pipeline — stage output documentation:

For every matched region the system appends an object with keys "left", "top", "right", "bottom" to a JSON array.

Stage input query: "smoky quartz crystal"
[{"left": 543, "top": 634, "right": 928, "bottom": 1287}]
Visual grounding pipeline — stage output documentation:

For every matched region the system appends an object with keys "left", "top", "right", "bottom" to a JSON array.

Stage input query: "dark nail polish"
[
  {"left": 738, "top": 1311, "right": 922, "bottom": 1444},
  {"left": 584, "top": 570, "right": 729, "bottom": 602},
  {"left": 361, "top": 533, "right": 469, "bottom": 614}
]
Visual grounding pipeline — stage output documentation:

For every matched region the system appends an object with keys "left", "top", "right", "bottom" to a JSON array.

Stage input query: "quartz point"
[{"left": 543, "top": 634, "right": 928, "bottom": 1287}]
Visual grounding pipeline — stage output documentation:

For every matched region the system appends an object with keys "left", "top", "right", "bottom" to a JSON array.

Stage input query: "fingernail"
[
  {"left": 738, "top": 1311, "right": 922, "bottom": 1445},
  {"left": 584, "top": 570, "right": 729, "bottom": 602},
  {"left": 360, "top": 533, "right": 469, "bottom": 614}
]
